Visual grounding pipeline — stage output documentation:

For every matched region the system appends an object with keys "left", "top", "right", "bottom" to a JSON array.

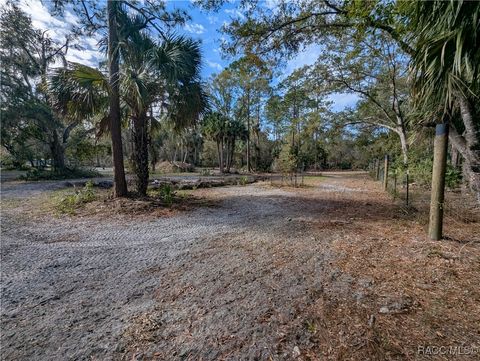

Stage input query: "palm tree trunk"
[
  {"left": 50, "top": 130, "right": 65, "bottom": 171},
  {"left": 216, "top": 140, "right": 224, "bottom": 173},
  {"left": 229, "top": 137, "right": 236, "bottom": 171},
  {"left": 107, "top": 0, "right": 128, "bottom": 197},
  {"left": 450, "top": 101, "right": 480, "bottom": 203},
  {"left": 246, "top": 90, "right": 251, "bottom": 172},
  {"left": 132, "top": 114, "right": 149, "bottom": 196},
  {"left": 220, "top": 137, "right": 225, "bottom": 173},
  {"left": 225, "top": 139, "right": 230, "bottom": 173},
  {"left": 458, "top": 96, "right": 479, "bottom": 202}
]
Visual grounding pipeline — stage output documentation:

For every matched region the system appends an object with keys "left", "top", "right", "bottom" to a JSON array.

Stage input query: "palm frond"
[
  {"left": 48, "top": 62, "right": 109, "bottom": 121},
  {"left": 412, "top": 0, "right": 480, "bottom": 115},
  {"left": 150, "top": 34, "right": 202, "bottom": 83}
]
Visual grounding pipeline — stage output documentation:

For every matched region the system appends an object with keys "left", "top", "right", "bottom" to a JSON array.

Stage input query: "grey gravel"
[{"left": 1, "top": 178, "right": 354, "bottom": 360}]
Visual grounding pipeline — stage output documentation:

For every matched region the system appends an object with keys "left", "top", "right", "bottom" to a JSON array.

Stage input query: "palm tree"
[
  {"left": 107, "top": 0, "right": 128, "bottom": 197},
  {"left": 202, "top": 112, "right": 247, "bottom": 173},
  {"left": 49, "top": 28, "right": 207, "bottom": 195},
  {"left": 224, "top": 117, "right": 247, "bottom": 172},
  {"left": 202, "top": 112, "right": 228, "bottom": 173},
  {"left": 411, "top": 0, "right": 480, "bottom": 202},
  {"left": 119, "top": 22, "right": 207, "bottom": 194}
]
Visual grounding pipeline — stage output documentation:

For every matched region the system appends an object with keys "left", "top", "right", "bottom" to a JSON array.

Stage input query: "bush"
[
  {"left": 393, "top": 158, "right": 462, "bottom": 190},
  {"left": 158, "top": 184, "right": 176, "bottom": 207},
  {"left": 56, "top": 181, "right": 96, "bottom": 214},
  {"left": 238, "top": 175, "right": 249, "bottom": 186},
  {"left": 200, "top": 168, "right": 213, "bottom": 176},
  {"left": 0, "top": 154, "right": 30, "bottom": 170},
  {"left": 445, "top": 165, "right": 462, "bottom": 189},
  {"left": 21, "top": 167, "right": 101, "bottom": 181},
  {"left": 274, "top": 143, "right": 298, "bottom": 174}
]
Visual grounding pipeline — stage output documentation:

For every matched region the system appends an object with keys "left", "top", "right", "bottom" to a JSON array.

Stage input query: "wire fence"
[
  {"left": 368, "top": 156, "right": 480, "bottom": 242},
  {"left": 269, "top": 172, "right": 305, "bottom": 187},
  {"left": 367, "top": 157, "right": 416, "bottom": 207}
]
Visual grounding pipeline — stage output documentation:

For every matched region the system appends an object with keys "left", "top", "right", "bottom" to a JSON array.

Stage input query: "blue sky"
[{"left": 2, "top": 0, "right": 359, "bottom": 112}]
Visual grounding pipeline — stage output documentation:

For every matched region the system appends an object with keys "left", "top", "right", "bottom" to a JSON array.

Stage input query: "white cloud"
[
  {"left": 265, "top": 0, "right": 281, "bottom": 10},
  {"left": 207, "top": 15, "right": 218, "bottom": 24},
  {"left": 327, "top": 93, "right": 360, "bottom": 112},
  {"left": 6, "top": 0, "right": 102, "bottom": 68},
  {"left": 65, "top": 48, "right": 98, "bottom": 67},
  {"left": 206, "top": 60, "right": 222, "bottom": 71},
  {"left": 285, "top": 44, "right": 322, "bottom": 75},
  {"left": 224, "top": 8, "right": 245, "bottom": 20},
  {"left": 184, "top": 23, "right": 205, "bottom": 35}
]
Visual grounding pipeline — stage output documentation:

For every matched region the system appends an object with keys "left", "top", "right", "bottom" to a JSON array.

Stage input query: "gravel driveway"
[{"left": 0, "top": 173, "right": 386, "bottom": 360}]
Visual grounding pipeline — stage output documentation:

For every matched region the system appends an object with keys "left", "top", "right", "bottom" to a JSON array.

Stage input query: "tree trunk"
[
  {"left": 225, "top": 139, "right": 231, "bottom": 173},
  {"left": 107, "top": 1, "right": 128, "bottom": 197},
  {"left": 397, "top": 127, "right": 409, "bottom": 165},
  {"left": 132, "top": 114, "right": 149, "bottom": 196},
  {"left": 457, "top": 96, "right": 480, "bottom": 203},
  {"left": 149, "top": 142, "right": 157, "bottom": 172},
  {"left": 246, "top": 90, "right": 251, "bottom": 172},
  {"left": 50, "top": 130, "right": 65, "bottom": 171},
  {"left": 220, "top": 137, "right": 225, "bottom": 173},
  {"left": 450, "top": 144, "right": 460, "bottom": 168},
  {"left": 450, "top": 127, "right": 480, "bottom": 204},
  {"left": 216, "top": 140, "right": 224, "bottom": 173},
  {"left": 383, "top": 155, "right": 389, "bottom": 191},
  {"left": 229, "top": 137, "right": 236, "bottom": 171}
]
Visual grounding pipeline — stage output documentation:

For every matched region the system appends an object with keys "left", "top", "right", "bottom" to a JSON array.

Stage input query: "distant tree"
[
  {"left": 224, "top": 117, "right": 248, "bottom": 172},
  {"left": 202, "top": 112, "right": 228, "bottom": 173},
  {"left": 0, "top": 4, "right": 81, "bottom": 171},
  {"left": 228, "top": 54, "right": 272, "bottom": 172},
  {"left": 312, "top": 32, "right": 411, "bottom": 165}
]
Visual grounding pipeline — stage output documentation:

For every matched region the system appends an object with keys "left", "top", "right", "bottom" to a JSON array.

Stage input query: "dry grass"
[
  {"left": 3, "top": 172, "right": 479, "bottom": 360},
  {"left": 119, "top": 172, "right": 480, "bottom": 360},
  {"left": 296, "top": 174, "right": 480, "bottom": 360}
]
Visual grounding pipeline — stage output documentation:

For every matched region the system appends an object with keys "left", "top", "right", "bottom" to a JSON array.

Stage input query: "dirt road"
[{"left": 1, "top": 172, "right": 479, "bottom": 360}]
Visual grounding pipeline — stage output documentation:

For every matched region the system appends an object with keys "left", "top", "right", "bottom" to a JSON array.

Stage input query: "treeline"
[
  {"left": 197, "top": 0, "right": 480, "bottom": 204},
  {"left": 2, "top": 0, "right": 479, "bottom": 208}
]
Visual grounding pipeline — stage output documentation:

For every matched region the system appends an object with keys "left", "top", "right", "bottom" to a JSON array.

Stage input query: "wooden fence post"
[
  {"left": 393, "top": 169, "right": 397, "bottom": 199},
  {"left": 383, "top": 155, "right": 389, "bottom": 190},
  {"left": 405, "top": 169, "right": 409, "bottom": 206},
  {"left": 428, "top": 123, "right": 449, "bottom": 240}
]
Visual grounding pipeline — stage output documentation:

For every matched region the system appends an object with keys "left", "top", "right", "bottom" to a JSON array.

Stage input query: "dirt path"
[{"left": 1, "top": 172, "right": 479, "bottom": 360}]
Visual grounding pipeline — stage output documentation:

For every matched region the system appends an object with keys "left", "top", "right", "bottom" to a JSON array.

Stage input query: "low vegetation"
[
  {"left": 21, "top": 168, "right": 102, "bottom": 181},
  {"left": 55, "top": 181, "right": 97, "bottom": 214}
]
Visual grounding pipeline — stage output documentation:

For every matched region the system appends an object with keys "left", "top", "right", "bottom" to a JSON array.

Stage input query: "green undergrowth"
[
  {"left": 55, "top": 181, "right": 96, "bottom": 214},
  {"left": 21, "top": 167, "right": 101, "bottom": 181}
]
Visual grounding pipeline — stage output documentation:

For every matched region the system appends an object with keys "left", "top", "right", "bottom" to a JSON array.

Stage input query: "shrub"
[
  {"left": 238, "top": 175, "right": 249, "bottom": 186},
  {"left": 393, "top": 158, "right": 462, "bottom": 190},
  {"left": 445, "top": 165, "right": 462, "bottom": 189},
  {"left": 21, "top": 167, "right": 101, "bottom": 181},
  {"left": 158, "top": 184, "right": 176, "bottom": 206},
  {"left": 200, "top": 168, "right": 213, "bottom": 176},
  {"left": 56, "top": 181, "right": 96, "bottom": 214},
  {"left": 274, "top": 143, "right": 298, "bottom": 174}
]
